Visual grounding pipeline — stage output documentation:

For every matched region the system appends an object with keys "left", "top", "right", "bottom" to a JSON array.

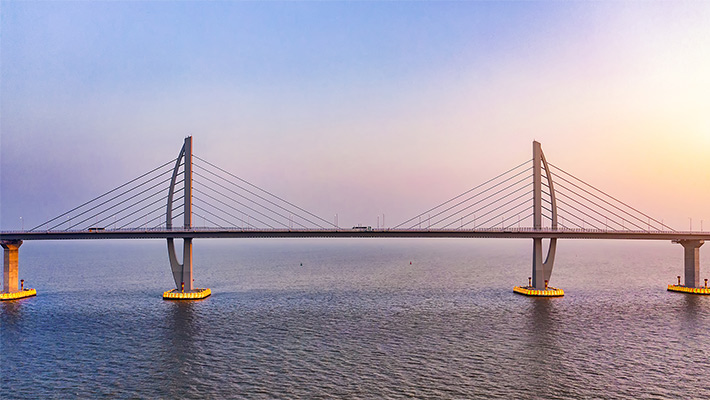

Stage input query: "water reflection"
[
  {"left": 528, "top": 298, "right": 557, "bottom": 351},
  {"left": 679, "top": 295, "right": 705, "bottom": 335},
  {"left": 682, "top": 295, "right": 700, "bottom": 318},
  {"left": 162, "top": 301, "right": 201, "bottom": 397},
  {"left": 518, "top": 298, "right": 563, "bottom": 395},
  {"left": 0, "top": 300, "right": 25, "bottom": 324}
]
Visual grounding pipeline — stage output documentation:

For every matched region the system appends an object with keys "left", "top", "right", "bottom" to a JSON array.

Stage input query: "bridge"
[{"left": 2, "top": 138, "right": 708, "bottom": 300}]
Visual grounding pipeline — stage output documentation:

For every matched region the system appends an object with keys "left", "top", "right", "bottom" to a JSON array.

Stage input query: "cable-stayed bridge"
[{"left": 2, "top": 138, "right": 708, "bottom": 299}]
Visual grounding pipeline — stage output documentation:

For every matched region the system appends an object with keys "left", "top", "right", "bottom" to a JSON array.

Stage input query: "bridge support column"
[
  {"left": 2, "top": 240, "right": 21, "bottom": 293},
  {"left": 668, "top": 240, "right": 709, "bottom": 294},
  {"left": 666, "top": 239, "right": 710, "bottom": 295},
  {"left": 681, "top": 240, "right": 703, "bottom": 288},
  {"left": 533, "top": 238, "right": 557, "bottom": 290},
  {"left": 183, "top": 238, "right": 193, "bottom": 292},
  {"left": 1, "top": 240, "right": 36, "bottom": 301}
]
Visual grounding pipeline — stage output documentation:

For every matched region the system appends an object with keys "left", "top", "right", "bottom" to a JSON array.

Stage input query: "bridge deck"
[{"left": 1, "top": 229, "right": 709, "bottom": 241}]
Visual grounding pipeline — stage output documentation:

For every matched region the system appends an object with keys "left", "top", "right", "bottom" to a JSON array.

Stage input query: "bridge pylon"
[
  {"left": 163, "top": 136, "right": 210, "bottom": 300},
  {"left": 514, "top": 141, "right": 563, "bottom": 297}
]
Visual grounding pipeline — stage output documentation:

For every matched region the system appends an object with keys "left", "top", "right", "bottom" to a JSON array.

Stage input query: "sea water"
[{"left": 1, "top": 239, "right": 709, "bottom": 399}]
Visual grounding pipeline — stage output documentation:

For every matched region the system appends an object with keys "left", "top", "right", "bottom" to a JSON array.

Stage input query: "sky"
[{"left": 1, "top": 1, "right": 709, "bottom": 231}]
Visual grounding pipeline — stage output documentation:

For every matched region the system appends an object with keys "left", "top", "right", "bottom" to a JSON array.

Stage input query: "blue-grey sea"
[{"left": 1, "top": 238, "right": 709, "bottom": 399}]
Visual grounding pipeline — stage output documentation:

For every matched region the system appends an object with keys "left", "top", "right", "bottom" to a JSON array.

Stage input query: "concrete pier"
[
  {"left": 676, "top": 239, "right": 703, "bottom": 288},
  {"left": 1, "top": 239, "right": 35, "bottom": 300},
  {"left": 2, "top": 240, "right": 22, "bottom": 293},
  {"left": 667, "top": 239, "right": 709, "bottom": 294}
]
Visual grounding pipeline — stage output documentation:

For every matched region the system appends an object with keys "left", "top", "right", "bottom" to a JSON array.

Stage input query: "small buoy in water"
[
  {"left": 300, "top": 263, "right": 303, "bottom": 266},
  {"left": 410, "top": 261, "right": 412, "bottom": 265}
]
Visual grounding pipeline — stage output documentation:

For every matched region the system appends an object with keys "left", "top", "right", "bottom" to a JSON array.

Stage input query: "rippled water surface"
[{"left": 2, "top": 239, "right": 709, "bottom": 399}]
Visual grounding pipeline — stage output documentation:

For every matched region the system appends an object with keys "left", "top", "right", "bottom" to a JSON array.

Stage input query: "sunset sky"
[{"left": 1, "top": 1, "right": 709, "bottom": 231}]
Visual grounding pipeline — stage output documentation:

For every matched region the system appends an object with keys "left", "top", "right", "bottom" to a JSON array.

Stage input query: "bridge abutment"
[{"left": 1, "top": 240, "right": 36, "bottom": 301}]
